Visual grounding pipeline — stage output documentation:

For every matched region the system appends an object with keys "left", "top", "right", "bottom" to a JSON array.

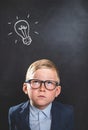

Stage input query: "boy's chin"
[{"left": 33, "top": 102, "right": 50, "bottom": 109}]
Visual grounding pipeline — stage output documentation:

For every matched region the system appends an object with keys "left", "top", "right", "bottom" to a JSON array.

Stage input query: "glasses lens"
[
  {"left": 31, "top": 79, "right": 41, "bottom": 89},
  {"left": 45, "top": 81, "right": 56, "bottom": 90}
]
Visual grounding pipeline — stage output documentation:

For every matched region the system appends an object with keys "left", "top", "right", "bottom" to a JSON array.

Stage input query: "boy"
[{"left": 8, "top": 59, "right": 74, "bottom": 130}]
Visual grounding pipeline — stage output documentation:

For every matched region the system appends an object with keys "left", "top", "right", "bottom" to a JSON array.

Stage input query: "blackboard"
[{"left": 0, "top": 0, "right": 88, "bottom": 130}]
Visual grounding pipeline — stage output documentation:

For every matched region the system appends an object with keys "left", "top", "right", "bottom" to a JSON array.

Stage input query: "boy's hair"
[{"left": 25, "top": 59, "right": 60, "bottom": 81}]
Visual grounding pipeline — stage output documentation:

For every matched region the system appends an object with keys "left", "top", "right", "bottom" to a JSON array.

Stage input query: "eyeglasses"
[{"left": 25, "top": 79, "right": 59, "bottom": 91}]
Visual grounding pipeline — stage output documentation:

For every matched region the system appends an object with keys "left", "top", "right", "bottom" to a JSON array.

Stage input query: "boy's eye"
[
  {"left": 33, "top": 80, "right": 40, "bottom": 84},
  {"left": 46, "top": 81, "right": 53, "bottom": 85}
]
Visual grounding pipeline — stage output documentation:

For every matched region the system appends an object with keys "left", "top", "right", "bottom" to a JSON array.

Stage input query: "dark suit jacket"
[{"left": 8, "top": 100, "right": 74, "bottom": 130}]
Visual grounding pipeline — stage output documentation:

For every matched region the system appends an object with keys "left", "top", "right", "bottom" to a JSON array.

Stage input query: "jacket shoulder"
[
  {"left": 9, "top": 101, "right": 29, "bottom": 115},
  {"left": 52, "top": 101, "right": 74, "bottom": 114}
]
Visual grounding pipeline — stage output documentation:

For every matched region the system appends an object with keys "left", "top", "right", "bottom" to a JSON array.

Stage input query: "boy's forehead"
[
  {"left": 28, "top": 67, "right": 56, "bottom": 74},
  {"left": 28, "top": 66, "right": 53, "bottom": 73},
  {"left": 26, "top": 68, "right": 59, "bottom": 80}
]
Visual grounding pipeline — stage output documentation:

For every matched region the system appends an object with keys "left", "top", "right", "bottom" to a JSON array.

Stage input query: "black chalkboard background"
[{"left": 0, "top": 0, "right": 88, "bottom": 130}]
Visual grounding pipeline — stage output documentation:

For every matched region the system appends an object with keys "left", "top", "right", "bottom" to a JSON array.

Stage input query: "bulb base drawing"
[{"left": 23, "top": 36, "right": 32, "bottom": 45}]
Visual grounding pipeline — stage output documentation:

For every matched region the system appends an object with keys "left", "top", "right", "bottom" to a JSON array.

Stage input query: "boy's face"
[{"left": 23, "top": 68, "right": 61, "bottom": 109}]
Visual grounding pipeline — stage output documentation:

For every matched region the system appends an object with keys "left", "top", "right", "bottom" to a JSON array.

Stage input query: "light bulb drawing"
[
  {"left": 8, "top": 14, "right": 39, "bottom": 45},
  {"left": 14, "top": 20, "right": 32, "bottom": 45}
]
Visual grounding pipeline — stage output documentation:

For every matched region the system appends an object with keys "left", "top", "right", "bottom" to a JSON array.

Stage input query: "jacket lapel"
[
  {"left": 51, "top": 101, "right": 62, "bottom": 130},
  {"left": 19, "top": 101, "right": 31, "bottom": 130}
]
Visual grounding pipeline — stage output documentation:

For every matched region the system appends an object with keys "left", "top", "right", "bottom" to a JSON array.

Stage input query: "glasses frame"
[{"left": 25, "top": 79, "right": 60, "bottom": 91}]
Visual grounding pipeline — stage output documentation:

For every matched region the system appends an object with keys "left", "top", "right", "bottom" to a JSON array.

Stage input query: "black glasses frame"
[{"left": 25, "top": 79, "right": 59, "bottom": 90}]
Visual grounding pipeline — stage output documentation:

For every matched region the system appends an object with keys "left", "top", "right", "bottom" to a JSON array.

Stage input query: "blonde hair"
[{"left": 25, "top": 59, "right": 60, "bottom": 81}]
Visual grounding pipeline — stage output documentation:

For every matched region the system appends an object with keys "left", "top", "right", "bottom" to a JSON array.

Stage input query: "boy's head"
[
  {"left": 23, "top": 59, "right": 61, "bottom": 109},
  {"left": 25, "top": 59, "right": 60, "bottom": 81}
]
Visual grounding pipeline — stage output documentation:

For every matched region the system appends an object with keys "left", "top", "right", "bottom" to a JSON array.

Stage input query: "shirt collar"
[
  {"left": 30, "top": 103, "right": 52, "bottom": 119},
  {"left": 42, "top": 103, "right": 52, "bottom": 118}
]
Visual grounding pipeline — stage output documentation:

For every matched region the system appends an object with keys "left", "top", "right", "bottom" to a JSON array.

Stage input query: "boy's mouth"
[{"left": 38, "top": 95, "right": 46, "bottom": 98}]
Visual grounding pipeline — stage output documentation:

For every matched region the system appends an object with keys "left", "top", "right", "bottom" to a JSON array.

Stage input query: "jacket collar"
[
  {"left": 51, "top": 101, "right": 62, "bottom": 130},
  {"left": 19, "top": 100, "right": 30, "bottom": 130}
]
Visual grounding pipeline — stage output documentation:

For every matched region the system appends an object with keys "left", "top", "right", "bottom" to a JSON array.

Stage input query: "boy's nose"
[{"left": 39, "top": 83, "right": 46, "bottom": 91}]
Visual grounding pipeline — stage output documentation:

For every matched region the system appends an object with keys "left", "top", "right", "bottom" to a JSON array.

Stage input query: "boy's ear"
[
  {"left": 23, "top": 83, "right": 28, "bottom": 94},
  {"left": 55, "top": 86, "right": 61, "bottom": 97}
]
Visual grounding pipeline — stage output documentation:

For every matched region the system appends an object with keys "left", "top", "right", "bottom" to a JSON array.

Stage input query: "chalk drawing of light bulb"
[{"left": 14, "top": 20, "right": 32, "bottom": 45}]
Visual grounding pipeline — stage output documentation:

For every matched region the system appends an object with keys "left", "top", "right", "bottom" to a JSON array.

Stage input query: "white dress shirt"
[{"left": 29, "top": 103, "right": 52, "bottom": 130}]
